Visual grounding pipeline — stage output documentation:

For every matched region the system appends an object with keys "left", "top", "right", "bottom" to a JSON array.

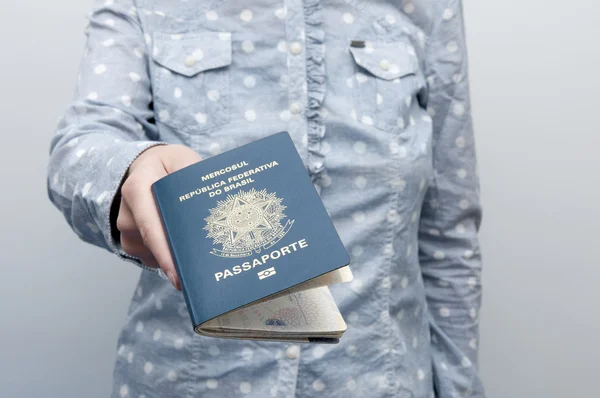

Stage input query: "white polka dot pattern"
[{"left": 47, "top": 2, "right": 484, "bottom": 397}]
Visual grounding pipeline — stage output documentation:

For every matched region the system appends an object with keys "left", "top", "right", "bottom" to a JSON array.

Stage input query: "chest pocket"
[
  {"left": 151, "top": 31, "right": 232, "bottom": 135},
  {"left": 348, "top": 38, "right": 424, "bottom": 133}
]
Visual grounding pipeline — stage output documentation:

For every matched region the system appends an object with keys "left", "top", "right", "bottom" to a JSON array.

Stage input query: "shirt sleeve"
[
  {"left": 418, "top": 0, "right": 486, "bottom": 396},
  {"left": 46, "top": 0, "right": 169, "bottom": 272}
]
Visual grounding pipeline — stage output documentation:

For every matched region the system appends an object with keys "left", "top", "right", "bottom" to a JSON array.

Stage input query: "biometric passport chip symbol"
[
  {"left": 257, "top": 267, "right": 276, "bottom": 280},
  {"left": 204, "top": 188, "right": 294, "bottom": 258}
]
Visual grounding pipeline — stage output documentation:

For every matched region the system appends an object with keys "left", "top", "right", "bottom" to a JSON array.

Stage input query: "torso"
[{"left": 113, "top": 1, "right": 437, "bottom": 397}]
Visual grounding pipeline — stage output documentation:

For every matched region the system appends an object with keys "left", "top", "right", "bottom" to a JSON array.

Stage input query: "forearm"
[
  {"left": 46, "top": 0, "right": 168, "bottom": 269},
  {"left": 47, "top": 117, "right": 167, "bottom": 265}
]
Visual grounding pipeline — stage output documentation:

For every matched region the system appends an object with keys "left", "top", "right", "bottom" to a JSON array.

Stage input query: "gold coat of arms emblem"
[{"left": 204, "top": 188, "right": 294, "bottom": 258}]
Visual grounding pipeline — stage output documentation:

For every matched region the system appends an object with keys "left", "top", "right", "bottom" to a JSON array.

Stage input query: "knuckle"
[
  {"left": 120, "top": 179, "right": 134, "bottom": 199},
  {"left": 115, "top": 214, "right": 130, "bottom": 233},
  {"left": 121, "top": 175, "right": 144, "bottom": 198}
]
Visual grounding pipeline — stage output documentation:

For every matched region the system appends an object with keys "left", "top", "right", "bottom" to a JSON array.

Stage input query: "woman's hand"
[{"left": 117, "top": 144, "right": 202, "bottom": 290}]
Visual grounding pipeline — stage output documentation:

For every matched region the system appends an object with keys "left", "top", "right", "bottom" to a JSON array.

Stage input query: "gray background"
[{"left": 1, "top": 1, "right": 598, "bottom": 397}]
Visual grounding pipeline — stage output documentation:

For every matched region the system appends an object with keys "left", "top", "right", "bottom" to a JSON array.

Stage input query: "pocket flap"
[
  {"left": 348, "top": 39, "right": 418, "bottom": 81},
  {"left": 152, "top": 31, "right": 232, "bottom": 77}
]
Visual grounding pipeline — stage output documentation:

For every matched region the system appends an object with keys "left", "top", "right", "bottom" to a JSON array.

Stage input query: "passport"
[{"left": 151, "top": 132, "right": 352, "bottom": 343}]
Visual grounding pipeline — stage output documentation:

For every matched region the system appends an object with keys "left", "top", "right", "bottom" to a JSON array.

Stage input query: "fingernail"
[{"left": 167, "top": 271, "right": 177, "bottom": 289}]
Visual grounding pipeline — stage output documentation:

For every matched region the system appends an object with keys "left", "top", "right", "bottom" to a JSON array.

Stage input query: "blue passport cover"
[{"left": 151, "top": 132, "right": 350, "bottom": 329}]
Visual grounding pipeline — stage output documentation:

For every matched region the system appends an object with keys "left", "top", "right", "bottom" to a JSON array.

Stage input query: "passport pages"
[{"left": 151, "top": 132, "right": 352, "bottom": 343}]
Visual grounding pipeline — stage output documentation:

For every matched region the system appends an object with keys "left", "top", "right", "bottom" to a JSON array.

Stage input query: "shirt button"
[
  {"left": 290, "top": 102, "right": 302, "bottom": 114},
  {"left": 184, "top": 56, "right": 196, "bottom": 67},
  {"left": 379, "top": 59, "right": 391, "bottom": 71},
  {"left": 286, "top": 345, "right": 300, "bottom": 359},
  {"left": 290, "top": 41, "right": 303, "bottom": 55}
]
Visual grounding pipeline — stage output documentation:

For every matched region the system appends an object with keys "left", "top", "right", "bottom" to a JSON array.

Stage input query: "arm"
[
  {"left": 418, "top": 1, "right": 485, "bottom": 396},
  {"left": 46, "top": 0, "right": 168, "bottom": 272}
]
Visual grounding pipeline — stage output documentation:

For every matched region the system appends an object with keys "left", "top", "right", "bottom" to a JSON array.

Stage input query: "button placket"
[
  {"left": 273, "top": 343, "right": 301, "bottom": 398},
  {"left": 290, "top": 102, "right": 302, "bottom": 115},
  {"left": 282, "top": 0, "right": 309, "bottom": 164},
  {"left": 290, "top": 41, "right": 303, "bottom": 55},
  {"left": 286, "top": 344, "right": 300, "bottom": 359},
  {"left": 274, "top": 4, "right": 311, "bottom": 396}
]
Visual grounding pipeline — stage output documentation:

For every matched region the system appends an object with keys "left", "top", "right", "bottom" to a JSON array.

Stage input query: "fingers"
[
  {"left": 116, "top": 194, "right": 136, "bottom": 235},
  {"left": 117, "top": 195, "right": 160, "bottom": 268},
  {"left": 121, "top": 235, "right": 160, "bottom": 268},
  {"left": 121, "top": 159, "right": 180, "bottom": 290},
  {"left": 119, "top": 144, "right": 202, "bottom": 291},
  {"left": 120, "top": 231, "right": 159, "bottom": 269}
]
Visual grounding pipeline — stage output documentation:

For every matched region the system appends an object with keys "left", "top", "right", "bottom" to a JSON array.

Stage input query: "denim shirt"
[{"left": 47, "top": 0, "right": 485, "bottom": 397}]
